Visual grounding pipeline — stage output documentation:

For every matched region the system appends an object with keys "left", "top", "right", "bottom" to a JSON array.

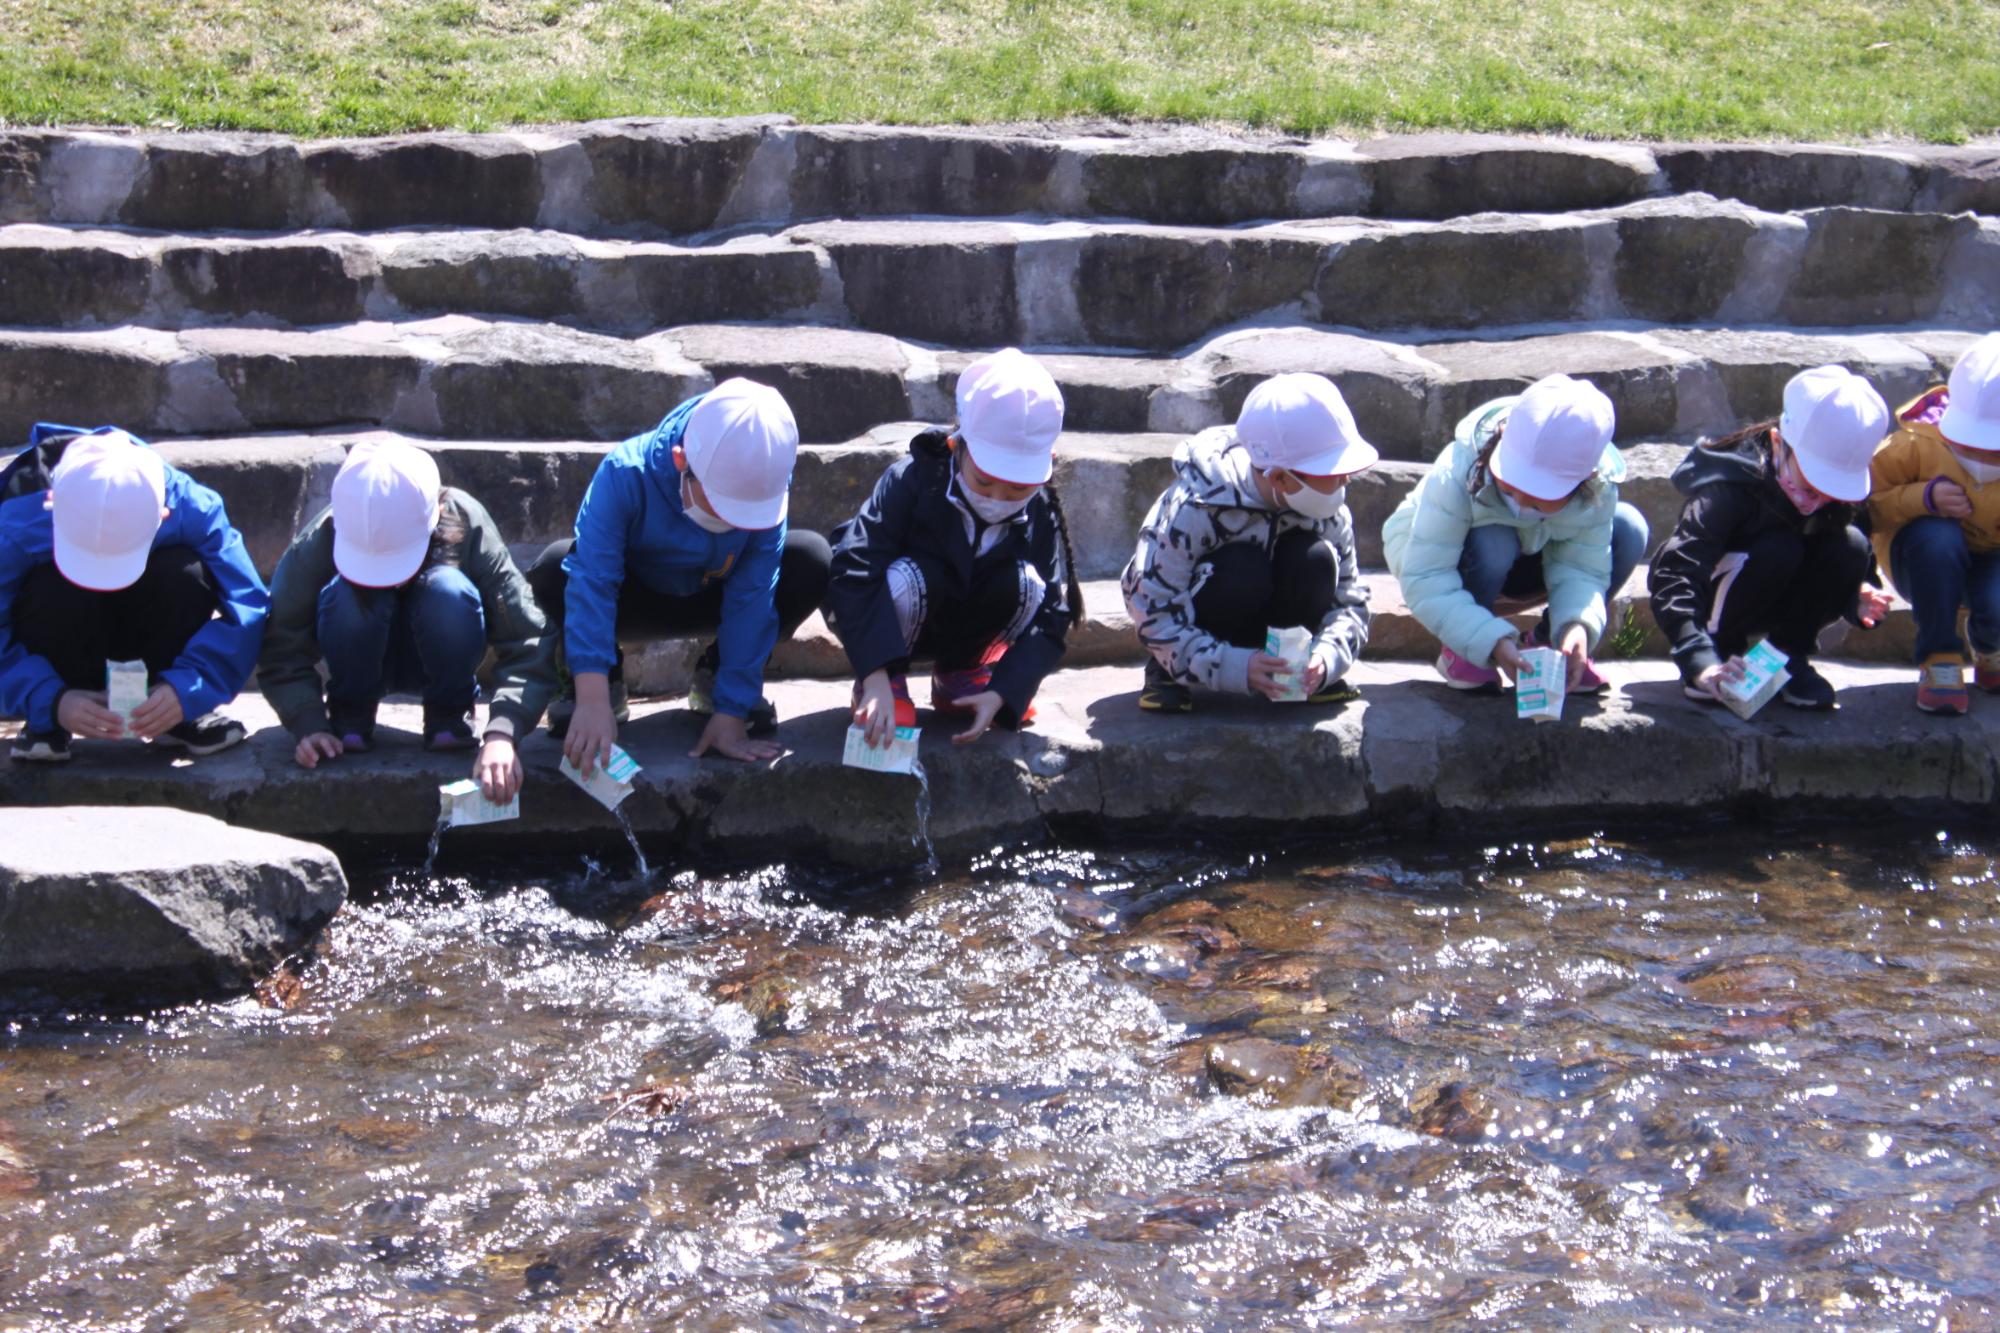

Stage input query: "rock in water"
[{"left": 0, "top": 806, "right": 347, "bottom": 1003}]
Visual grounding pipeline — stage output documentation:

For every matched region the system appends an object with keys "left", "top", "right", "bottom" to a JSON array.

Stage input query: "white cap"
[
  {"left": 1489, "top": 374, "right": 1618, "bottom": 502},
  {"left": 956, "top": 348, "right": 1064, "bottom": 486},
  {"left": 48, "top": 431, "right": 167, "bottom": 592},
  {"left": 1235, "top": 373, "right": 1379, "bottom": 476},
  {"left": 331, "top": 440, "right": 443, "bottom": 587},
  {"left": 1941, "top": 332, "right": 2000, "bottom": 454},
  {"left": 684, "top": 378, "right": 799, "bottom": 529},
  {"left": 1778, "top": 364, "right": 1890, "bottom": 503}
]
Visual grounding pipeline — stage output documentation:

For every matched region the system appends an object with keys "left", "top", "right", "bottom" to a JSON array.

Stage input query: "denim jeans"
[
  {"left": 1458, "top": 502, "right": 1650, "bottom": 627},
  {"left": 316, "top": 566, "right": 486, "bottom": 721},
  {"left": 1889, "top": 516, "right": 2000, "bottom": 659}
]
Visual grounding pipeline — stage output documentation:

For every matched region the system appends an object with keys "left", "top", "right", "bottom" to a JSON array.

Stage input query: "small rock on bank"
[{"left": 0, "top": 806, "right": 346, "bottom": 1003}]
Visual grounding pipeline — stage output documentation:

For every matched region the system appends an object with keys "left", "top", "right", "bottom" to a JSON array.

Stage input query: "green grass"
[{"left": 1, "top": 0, "right": 1996, "bottom": 141}]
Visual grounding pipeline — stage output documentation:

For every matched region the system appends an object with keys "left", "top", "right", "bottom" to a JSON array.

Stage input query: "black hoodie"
[{"left": 1648, "top": 428, "right": 1866, "bottom": 683}]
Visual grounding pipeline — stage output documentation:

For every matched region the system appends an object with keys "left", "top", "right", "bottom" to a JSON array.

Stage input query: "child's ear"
[
  {"left": 41, "top": 490, "right": 53, "bottom": 511},
  {"left": 671, "top": 444, "right": 688, "bottom": 474}
]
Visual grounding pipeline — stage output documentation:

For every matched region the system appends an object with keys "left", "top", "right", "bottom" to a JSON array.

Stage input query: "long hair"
[{"left": 1701, "top": 418, "right": 1779, "bottom": 464}]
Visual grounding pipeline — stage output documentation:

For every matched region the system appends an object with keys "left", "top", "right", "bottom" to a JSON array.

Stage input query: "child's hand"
[
  {"left": 855, "top": 670, "right": 898, "bottom": 748},
  {"left": 128, "top": 683, "right": 184, "bottom": 740},
  {"left": 57, "top": 689, "right": 124, "bottom": 741},
  {"left": 1857, "top": 585, "right": 1894, "bottom": 627},
  {"left": 476, "top": 735, "right": 522, "bottom": 801},
  {"left": 1558, "top": 624, "right": 1592, "bottom": 690},
  {"left": 1693, "top": 656, "right": 1749, "bottom": 699},
  {"left": 1933, "top": 478, "right": 1974, "bottom": 519},
  {"left": 1246, "top": 653, "right": 1294, "bottom": 701},
  {"left": 950, "top": 691, "right": 1005, "bottom": 745},
  {"left": 1490, "top": 636, "right": 1526, "bottom": 683},
  {"left": 294, "top": 732, "right": 344, "bottom": 769}
]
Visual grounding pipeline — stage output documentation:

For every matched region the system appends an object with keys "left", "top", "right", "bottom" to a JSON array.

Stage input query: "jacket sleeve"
[
  {"left": 714, "top": 522, "right": 783, "bottom": 719},
  {"left": 0, "top": 536, "right": 68, "bottom": 733},
  {"left": 1394, "top": 464, "right": 1517, "bottom": 668},
  {"left": 1310, "top": 511, "right": 1371, "bottom": 683},
  {"left": 1542, "top": 493, "right": 1615, "bottom": 649},
  {"left": 258, "top": 516, "right": 337, "bottom": 739},
  {"left": 1648, "top": 484, "right": 1755, "bottom": 684},
  {"left": 1121, "top": 483, "right": 1254, "bottom": 693},
  {"left": 562, "top": 454, "right": 638, "bottom": 678},
  {"left": 1868, "top": 429, "right": 1934, "bottom": 541},
  {"left": 158, "top": 476, "right": 269, "bottom": 721},
  {"left": 459, "top": 494, "right": 556, "bottom": 740},
  {"left": 987, "top": 498, "right": 1074, "bottom": 723},
  {"left": 823, "top": 460, "right": 921, "bottom": 681}
]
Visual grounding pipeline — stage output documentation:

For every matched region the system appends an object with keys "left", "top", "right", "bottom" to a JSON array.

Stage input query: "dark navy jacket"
[
  {"left": 825, "top": 430, "right": 1073, "bottom": 723},
  {"left": 0, "top": 424, "right": 269, "bottom": 732}
]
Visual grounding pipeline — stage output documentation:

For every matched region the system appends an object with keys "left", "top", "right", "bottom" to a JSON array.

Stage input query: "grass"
[{"left": 0, "top": 0, "right": 1996, "bottom": 141}]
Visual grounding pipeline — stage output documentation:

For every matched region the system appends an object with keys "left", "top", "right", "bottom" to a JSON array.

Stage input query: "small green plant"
[{"left": 1605, "top": 610, "right": 1651, "bottom": 661}]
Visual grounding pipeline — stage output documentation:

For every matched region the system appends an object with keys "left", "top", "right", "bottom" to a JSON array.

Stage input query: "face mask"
[
  {"left": 1272, "top": 471, "right": 1347, "bottom": 521},
  {"left": 960, "top": 478, "right": 1035, "bottom": 525},
  {"left": 1954, "top": 447, "right": 2000, "bottom": 486},
  {"left": 1772, "top": 446, "right": 1830, "bottom": 516},
  {"left": 682, "top": 473, "right": 734, "bottom": 534},
  {"left": 1501, "top": 490, "right": 1549, "bottom": 524}
]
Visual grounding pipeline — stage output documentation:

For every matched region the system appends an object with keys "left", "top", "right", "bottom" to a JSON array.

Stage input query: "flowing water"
[
  {"left": 611, "top": 807, "right": 651, "bottom": 880},
  {"left": 3, "top": 824, "right": 2000, "bottom": 1329},
  {"left": 911, "top": 762, "right": 939, "bottom": 878}
]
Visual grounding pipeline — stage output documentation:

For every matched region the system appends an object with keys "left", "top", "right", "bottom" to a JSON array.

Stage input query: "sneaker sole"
[
  {"left": 1917, "top": 699, "right": 1970, "bottom": 716},
  {"left": 8, "top": 746, "right": 71, "bottom": 763},
  {"left": 155, "top": 728, "right": 247, "bottom": 757},
  {"left": 1137, "top": 695, "right": 1193, "bottom": 714}
]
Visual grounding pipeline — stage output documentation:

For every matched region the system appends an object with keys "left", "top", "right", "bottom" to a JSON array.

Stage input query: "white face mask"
[
  {"left": 1501, "top": 490, "right": 1550, "bottom": 524},
  {"left": 958, "top": 467, "right": 1036, "bottom": 525},
  {"left": 1271, "top": 471, "right": 1347, "bottom": 520},
  {"left": 682, "top": 473, "right": 734, "bottom": 534},
  {"left": 1955, "top": 447, "right": 2000, "bottom": 486}
]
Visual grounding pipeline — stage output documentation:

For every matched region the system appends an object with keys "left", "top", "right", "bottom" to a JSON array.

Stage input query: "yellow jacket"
[{"left": 1868, "top": 386, "right": 2000, "bottom": 571}]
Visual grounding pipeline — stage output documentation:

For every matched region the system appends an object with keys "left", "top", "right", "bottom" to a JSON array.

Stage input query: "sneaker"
[
  {"left": 1521, "top": 628, "right": 1606, "bottom": 695},
  {"left": 1975, "top": 649, "right": 2000, "bottom": 694},
  {"left": 1436, "top": 647, "right": 1502, "bottom": 694},
  {"left": 1138, "top": 660, "right": 1193, "bottom": 714},
  {"left": 1917, "top": 653, "right": 1969, "bottom": 716},
  {"left": 328, "top": 705, "right": 376, "bottom": 754},
  {"left": 9, "top": 729, "right": 71, "bottom": 762},
  {"left": 686, "top": 643, "right": 777, "bottom": 735},
  {"left": 852, "top": 672, "right": 918, "bottom": 731},
  {"left": 156, "top": 713, "right": 247, "bottom": 757},
  {"left": 1779, "top": 660, "right": 1837, "bottom": 710},
  {"left": 546, "top": 674, "right": 630, "bottom": 740},
  {"left": 1304, "top": 675, "right": 1361, "bottom": 706},
  {"left": 422, "top": 710, "right": 477, "bottom": 751}
]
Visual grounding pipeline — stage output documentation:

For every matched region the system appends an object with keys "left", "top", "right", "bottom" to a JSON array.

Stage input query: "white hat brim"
[
  {"left": 1285, "top": 437, "right": 1379, "bottom": 478},
  {"left": 333, "top": 528, "right": 430, "bottom": 588},
  {"left": 962, "top": 434, "right": 1053, "bottom": 486},
  {"left": 52, "top": 531, "right": 151, "bottom": 592},
  {"left": 702, "top": 488, "right": 787, "bottom": 531},
  {"left": 1942, "top": 401, "right": 2000, "bottom": 454},
  {"left": 1788, "top": 449, "right": 1870, "bottom": 505}
]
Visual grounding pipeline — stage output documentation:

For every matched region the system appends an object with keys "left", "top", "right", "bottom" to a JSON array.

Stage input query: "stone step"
[
  {"left": 4, "top": 122, "right": 1994, "bottom": 237},
  {"left": 1, "top": 319, "right": 1977, "bottom": 462},
  {"left": 7, "top": 200, "right": 1997, "bottom": 349}
]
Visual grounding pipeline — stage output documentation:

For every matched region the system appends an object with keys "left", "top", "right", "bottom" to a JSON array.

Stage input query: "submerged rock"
[
  {"left": 1205, "top": 1038, "right": 1365, "bottom": 1109},
  {"left": 0, "top": 806, "right": 346, "bottom": 1003}
]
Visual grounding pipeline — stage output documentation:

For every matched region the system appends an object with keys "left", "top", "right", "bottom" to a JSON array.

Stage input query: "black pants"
[
  {"left": 12, "top": 545, "right": 217, "bottom": 693},
  {"left": 1706, "top": 524, "right": 1870, "bottom": 661},
  {"left": 1192, "top": 531, "right": 1338, "bottom": 650},
  {"left": 526, "top": 531, "right": 832, "bottom": 676},
  {"left": 878, "top": 551, "right": 1041, "bottom": 675}
]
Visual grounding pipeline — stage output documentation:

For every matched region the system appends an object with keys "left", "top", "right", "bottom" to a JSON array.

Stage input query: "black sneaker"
[
  {"left": 687, "top": 642, "right": 777, "bottom": 736},
  {"left": 156, "top": 713, "right": 247, "bottom": 757},
  {"left": 1780, "top": 660, "right": 1837, "bottom": 710},
  {"left": 9, "top": 729, "right": 71, "bottom": 762},
  {"left": 1304, "top": 676, "right": 1362, "bottom": 706},
  {"left": 328, "top": 705, "right": 376, "bottom": 753},
  {"left": 422, "top": 710, "right": 477, "bottom": 751},
  {"left": 1138, "top": 660, "right": 1193, "bottom": 714}
]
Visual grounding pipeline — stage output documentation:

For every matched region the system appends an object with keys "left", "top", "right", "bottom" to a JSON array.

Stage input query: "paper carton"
[
  {"left": 438, "top": 779, "right": 519, "bottom": 827},
  {"left": 1720, "top": 641, "right": 1791, "bottom": 720},
  {"left": 1264, "top": 626, "right": 1314, "bottom": 702},
  {"left": 106, "top": 659, "right": 148, "bottom": 731},
  {"left": 844, "top": 723, "right": 921, "bottom": 775},
  {"left": 560, "top": 744, "right": 641, "bottom": 810},
  {"left": 1515, "top": 646, "right": 1566, "bottom": 723}
]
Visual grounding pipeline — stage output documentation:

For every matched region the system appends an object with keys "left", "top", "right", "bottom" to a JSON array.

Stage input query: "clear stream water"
[{"left": 3, "top": 824, "right": 1999, "bottom": 1330}]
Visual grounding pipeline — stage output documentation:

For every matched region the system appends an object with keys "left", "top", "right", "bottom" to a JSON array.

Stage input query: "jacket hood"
[
  {"left": 1173, "top": 428, "right": 1271, "bottom": 510},
  {"left": 1671, "top": 427, "right": 1771, "bottom": 496}
]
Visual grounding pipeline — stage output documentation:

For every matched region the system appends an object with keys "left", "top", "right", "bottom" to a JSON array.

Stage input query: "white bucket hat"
[
  {"left": 956, "top": 348, "right": 1064, "bottom": 486},
  {"left": 1235, "top": 373, "right": 1379, "bottom": 476},
  {"left": 683, "top": 378, "right": 800, "bottom": 530},
  {"left": 48, "top": 431, "right": 167, "bottom": 592},
  {"left": 1488, "top": 374, "right": 1618, "bottom": 503},
  {"left": 1779, "top": 365, "right": 1890, "bottom": 503},
  {"left": 1941, "top": 332, "right": 2000, "bottom": 455},
  {"left": 332, "top": 439, "right": 443, "bottom": 587}
]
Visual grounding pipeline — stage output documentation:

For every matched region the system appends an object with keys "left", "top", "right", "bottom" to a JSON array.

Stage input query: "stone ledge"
[{"left": 0, "top": 661, "right": 1987, "bottom": 870}]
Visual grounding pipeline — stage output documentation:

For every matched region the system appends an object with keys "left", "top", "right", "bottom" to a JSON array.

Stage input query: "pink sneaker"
[{"left": 1436, "top": 647, "right": 1501, "bottom": 693}]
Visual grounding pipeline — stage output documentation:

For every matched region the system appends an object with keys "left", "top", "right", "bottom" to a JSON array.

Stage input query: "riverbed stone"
[
  {"left": 1782, "top": 209, "right": 1974, "bottom": 326},
  {"left": 1359, "top": 134, "right": 1656, "bottom": 219},
  {"left": 1316, "top": 217, "right": 1598, "bottom": 331},
  {"left": 0, "top": 807, "right": 346, "bottom": 1002}
]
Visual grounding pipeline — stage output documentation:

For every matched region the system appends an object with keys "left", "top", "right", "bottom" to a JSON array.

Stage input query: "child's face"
[
  {"left": 1273, "top": 468, "right": 1352, "bottom": 498},
  {"left": 1494, "top": 477, "right": 1574, "bottom": 514},
  {"left": 958, "top": 448, "right": 1041, "bottom": 504},
  {"left": 1771, "top": 433, "right": 1836, "bottom": 515}
]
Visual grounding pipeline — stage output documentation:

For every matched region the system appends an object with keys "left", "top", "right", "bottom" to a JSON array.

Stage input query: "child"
[
  {"left": 0, "top": 425, "right": 267, "bottom": 761},
  {"left": 260, "top": 439, "right": 560, "bottom": 803},
  {"left": 1382, "top": 374, "right": 1648, "bottom": 695},
  {"left": 1122, "top": 372, "right": 1376, "bottom": 713},
  {"left": 527, "top": 378, "right": 831, "bottom": 772},
  {"left": 826, "top": 348, "right": 1082, "bottom": 746},
  {"left": 1652, "top": 365, "right": 1891, "bottom": 709},
  {"left": 1869, "top": 332, "right": 2000, "bottom": 715}
]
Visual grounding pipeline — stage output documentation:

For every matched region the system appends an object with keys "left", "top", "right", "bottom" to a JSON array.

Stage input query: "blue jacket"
[
  {"left": 0, "top": 424, "right": 269, "bottom": 732},
  {"left": 563, "top": 395, "right": 784, "bottom": 719}
]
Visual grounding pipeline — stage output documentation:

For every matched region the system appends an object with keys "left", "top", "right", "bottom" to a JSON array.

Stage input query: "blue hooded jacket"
[
  {"left": 563, "top": 395, "right": 785, "bottom": 719},
  {"left": 0, "top": 424, "right": 269, "bottom": 732}
]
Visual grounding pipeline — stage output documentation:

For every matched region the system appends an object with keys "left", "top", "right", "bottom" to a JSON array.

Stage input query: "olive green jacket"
[{"left": 259, "top": 488, "right": 557, "bottom": 741}]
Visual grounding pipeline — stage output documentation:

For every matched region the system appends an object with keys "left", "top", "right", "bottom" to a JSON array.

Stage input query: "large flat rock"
[
  {"left": 0, "top": 806, "right": 347, "bottom": 1003},
  {"left": 0, "top": 662, "right": 1987, "bottom": 872}
]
